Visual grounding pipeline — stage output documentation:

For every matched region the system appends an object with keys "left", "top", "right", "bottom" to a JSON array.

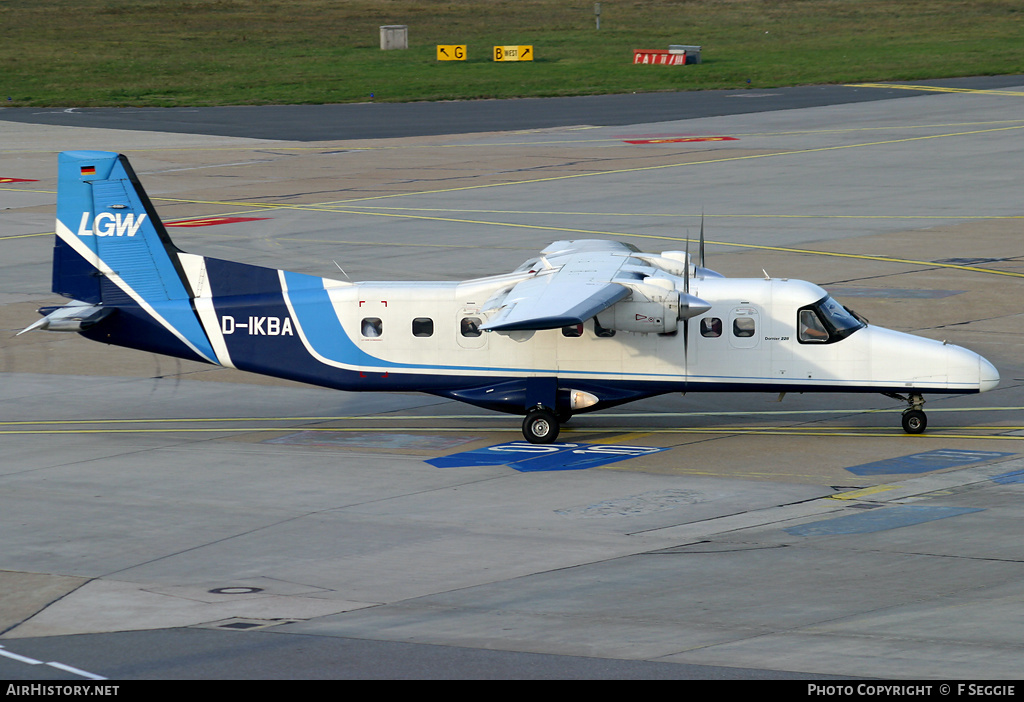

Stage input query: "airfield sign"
[
  {"left": 437, "top": 45, "right": 467, "bottom": 61},
  {"left": 494, "top": 45, "right": 533, "bottom": 62}
]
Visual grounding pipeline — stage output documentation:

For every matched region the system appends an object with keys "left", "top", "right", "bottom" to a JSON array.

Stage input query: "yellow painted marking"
[
  {"left": 828, "top": 485, "right": 897, "bottom": 500},
  {"left": 0, "top": 232, "right": 55, "bottom": 240},
  {"left": 3, "top": 406, "right": 1021, "bottom": 428},
  {"left": 141, "top": 122, "right": 1024, "bottom": 212},
  {"left": 10, "top": 205, "right": 1024, "bottom": 281},
  {"left": 313, "top": 123, "right": 1024, "bottom": 204},
  {"left": 589, "top": 432, "right": 652, "bottom": 444},
  {"left": 315, "top": 205, "right": 1024, "bottom": 222},
  {"left": 283, "top": 209, "right": 1024, "bottom": 280},
  {"left": 1, "top": 424, "right": 1022, "bottom": 441},
  {"left": 94, "top": 189, "right": 1024, "bottom": 279},
  {"left": 849, "top": 83, "right": 1024, "bottom": 98}
]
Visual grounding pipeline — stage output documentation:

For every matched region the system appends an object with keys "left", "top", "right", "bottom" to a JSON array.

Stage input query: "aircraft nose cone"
[{"left": 980, "top": 355, "right": 1000, "bottom": 392}]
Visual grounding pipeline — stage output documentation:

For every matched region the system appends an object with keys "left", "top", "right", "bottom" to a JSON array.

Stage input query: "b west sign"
[{"left": 494, "top": 45, "right": 533, "bottom": 62}]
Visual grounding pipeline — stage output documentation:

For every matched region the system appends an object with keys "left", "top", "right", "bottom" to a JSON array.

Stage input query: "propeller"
[{"left": 679, "top": 212, "right": 713, "bottom": 373}]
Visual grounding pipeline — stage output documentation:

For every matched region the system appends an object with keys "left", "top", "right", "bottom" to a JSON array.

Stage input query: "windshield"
[{"left": 798, "top": 295, "right": 865, "bottom": 344}]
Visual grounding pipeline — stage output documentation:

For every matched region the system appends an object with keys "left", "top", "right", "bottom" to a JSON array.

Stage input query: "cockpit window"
[
  {"left": 798, "top": 295, "right": 865, "bottom": 344},
  {"left": 799, "top": 309, "right": 829, "bottom": 343}
]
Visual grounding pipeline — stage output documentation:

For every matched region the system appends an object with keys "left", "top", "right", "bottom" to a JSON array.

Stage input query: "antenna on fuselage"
[{"left": 332, "top": 260, "right": 352, "bottom": 281}]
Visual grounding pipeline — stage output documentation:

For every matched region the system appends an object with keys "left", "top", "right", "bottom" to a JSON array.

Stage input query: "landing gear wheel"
[
  {"left": 902, "top": 409, "right": 927, "bottom": 435},
  {"left": 523, "top": 408, "right": 559, "bottom": 444}
]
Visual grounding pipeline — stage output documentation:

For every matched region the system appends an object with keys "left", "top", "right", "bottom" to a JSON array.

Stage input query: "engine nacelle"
[{"left": 596, "top": 295, "right": 680, "bottom": 334}]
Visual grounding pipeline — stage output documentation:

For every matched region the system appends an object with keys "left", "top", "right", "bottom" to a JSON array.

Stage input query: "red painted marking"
[
  {"left": 166, "top": 216, "right": 270, "bottom": 228},
  {"left": 0, "top": 177, "right": 39, "bottom": 184},
  {"left": 633, "top": 50, "right": 686, "bottom": 66},
  {"left": 624, "top": 137, "right": 739, "bottom": 145}
]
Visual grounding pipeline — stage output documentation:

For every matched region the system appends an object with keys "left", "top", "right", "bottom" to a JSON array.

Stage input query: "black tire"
[
  {"left": 902, "top": 409, "right": 927, "bottom": 434},
  {"left": 523, "top": 409, "right": 559, "bottom": 444}
]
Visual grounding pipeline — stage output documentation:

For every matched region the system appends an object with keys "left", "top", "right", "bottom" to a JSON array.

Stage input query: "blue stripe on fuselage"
[
  {"left": 205, "top": 258, "right": 354, "bottom": 385},
  {"left": 280, "top": 269, "right": 390, "bottom": 369}
]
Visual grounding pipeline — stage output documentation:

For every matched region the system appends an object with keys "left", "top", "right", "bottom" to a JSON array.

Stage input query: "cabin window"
[
  {"left": 562, "top": 324, "right": 583, "bottom": 338},
  {"left": 593, "top": 317, "right": 616, "bottom": 338},
  {"left": 700, "top": 317, "right": 722, "bottom": 338},
  {"left": 460, "top": 317, "right": 482, "bottom": 337},
  {"left": 361, "top": 317, "right": 382, "bottom": 338},
  {"left": 412, "top": 317, "right": 434, "bottom": 338},
  {"left": 732, "top": 317, "right": 756, "bottom": 338}
]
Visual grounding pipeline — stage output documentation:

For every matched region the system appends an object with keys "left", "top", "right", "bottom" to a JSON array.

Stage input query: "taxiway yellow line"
[
  {"left": 3, "top": 405, "right": 1021, "bottom": 428},
  {"left": 828, "top": 485, "right": 898, "bottom": 500},
  {"left": 3, "top": 405, "right": 1023, "bottom": 429},
  {"left": 0, "top": 425, "right": 1020, "bottom": 441},
  {"left": 12, "top": 212, "right": 1021, "bottom": 279},
  {"left": 143, "top": 122, "right": 1024, "bottom": 212},
  {"left": 314, "top": 205, "right": 1024, "bottom": 222},
  {"left": 285, "top": 210, "right": 1024, "bottom": 280},
  {"left": 848, "top": 83, "right": 1024, "bottom": 98}
]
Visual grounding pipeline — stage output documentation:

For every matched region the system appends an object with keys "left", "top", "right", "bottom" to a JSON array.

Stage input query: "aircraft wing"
[{"left": 479, "top": 242, "right": 636, "bottom": 332}]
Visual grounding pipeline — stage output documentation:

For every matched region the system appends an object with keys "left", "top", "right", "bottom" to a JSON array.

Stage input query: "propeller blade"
[
  {"left": 684, "top": 230, "right": 691, "bottom": 295},
  {"left": 683, "top": 231, "right": 691, "bottom": 371},
  {"left": 699, "top": 211, "right": 706, "bottom": 269}
]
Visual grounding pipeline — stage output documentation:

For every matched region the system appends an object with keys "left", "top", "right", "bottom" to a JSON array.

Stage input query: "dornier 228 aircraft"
[{"left": 24, "top": 151, "right": 1000, "bottom": 443}]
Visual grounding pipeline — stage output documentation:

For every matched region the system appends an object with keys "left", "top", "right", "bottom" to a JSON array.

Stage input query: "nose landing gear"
[
  {"left": 902, "top": 408, "right": 927, "bottom": 434},
  {"left": 886, "top": 393, "right": 927, "bottom": 434}
]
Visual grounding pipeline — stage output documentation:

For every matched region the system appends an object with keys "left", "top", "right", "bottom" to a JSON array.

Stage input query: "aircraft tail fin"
[{"left": 52, "top": 151, "right": 217, "bottom": 363}]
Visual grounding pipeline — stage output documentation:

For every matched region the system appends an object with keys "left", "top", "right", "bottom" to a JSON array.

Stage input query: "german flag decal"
[{"left": 80, "top": 166, "right": 96, "bottom": 175}]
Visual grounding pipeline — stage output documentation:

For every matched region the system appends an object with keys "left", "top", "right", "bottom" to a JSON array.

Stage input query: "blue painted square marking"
[
  {"left": 992, "top": 468, "right": 1024, "bottom": 484},
  {"left": 786, "top": 505, "right": 984, "bottom": 537},
  {"left": 427, "top": 442, "right": 668, "bottom": 472},
  {"left": 846, "top": 449, "right": 1014, "bottom": 476}
]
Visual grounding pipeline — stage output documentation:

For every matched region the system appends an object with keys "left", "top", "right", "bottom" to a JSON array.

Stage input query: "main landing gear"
[
  {"left": 885, "top": 392, "right": 927, "bottom": 434},
  {"left": 522, "top": 405, "right": 563, "bottom": 444}
]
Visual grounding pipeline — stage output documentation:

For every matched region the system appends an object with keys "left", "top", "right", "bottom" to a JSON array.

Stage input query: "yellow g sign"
[{"left": 437, "top": 45, "right": 467, "bottom": 61}]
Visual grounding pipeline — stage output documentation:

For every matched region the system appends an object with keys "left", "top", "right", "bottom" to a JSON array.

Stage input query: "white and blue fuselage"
[{"left": 31, "top": 151, "right": 998, "bottom": 442}]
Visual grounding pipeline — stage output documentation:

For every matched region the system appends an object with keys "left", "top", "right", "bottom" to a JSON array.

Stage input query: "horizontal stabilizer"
[{"left": 18, "top": 300, "right": 113, "bottom": 335}]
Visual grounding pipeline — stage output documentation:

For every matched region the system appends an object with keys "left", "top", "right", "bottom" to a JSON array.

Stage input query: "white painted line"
[
  {"left": 0, "top": 646, "right": 43, "bottom": 665},
  {"left": 1, "top": 645, "right": 107, "bottom": 680},
  {"left": 46, "top": 661, "right": 108, "bottom": 680}
]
